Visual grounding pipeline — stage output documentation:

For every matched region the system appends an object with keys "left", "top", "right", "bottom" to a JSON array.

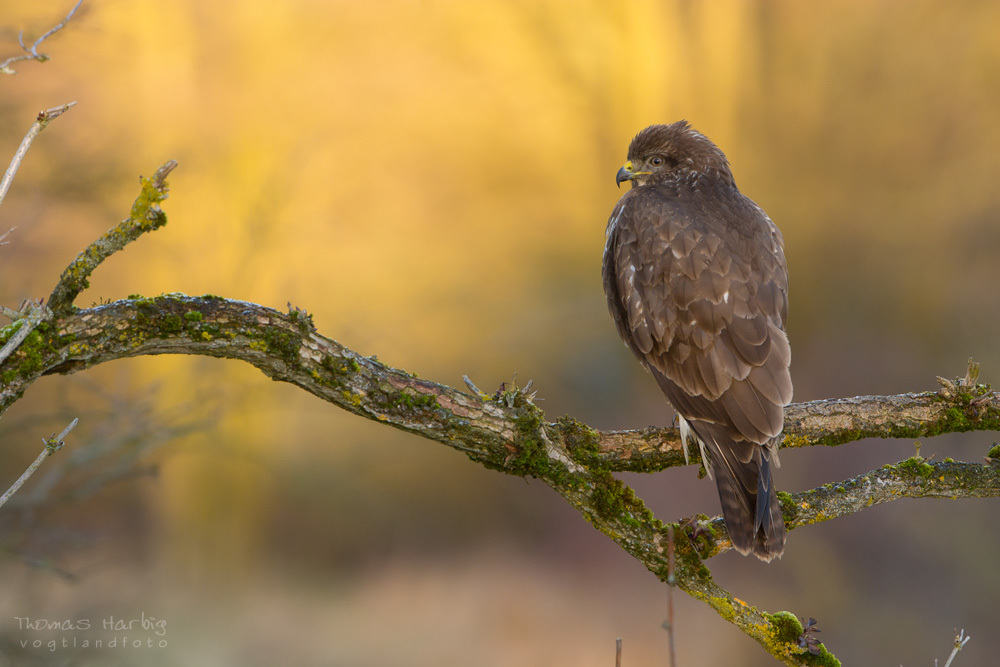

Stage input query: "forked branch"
[
  {"left": 0, "top": 0, "right": 84, "bottom": 75},
  {"left": 2, "top": 160, "right": 998, "bottom": 666}
]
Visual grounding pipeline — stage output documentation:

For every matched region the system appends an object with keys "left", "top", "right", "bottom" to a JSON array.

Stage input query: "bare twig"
[
  {"left": 0, "top": 0, "right": 84, "bottom": 75},
  {"left": 463, "top": 374, "right": 485, "bottom": 397},
  {"left": 942, "top": 629, "right": 971, "bottom": 667},
  {"left": 0, "top": 102, "right": 77, "bottom": 210},
  {"left": 615, "top": 638, "right": 621, "bottom": 667},
  {"left": 665, "top": 524, "right": 677, "bottom": 667},
  {"left": 0, "top": 300, "right": 50, "bottom": 365},
  {"left": 0, "top": 418, "right": 78, "bottom": 509}
]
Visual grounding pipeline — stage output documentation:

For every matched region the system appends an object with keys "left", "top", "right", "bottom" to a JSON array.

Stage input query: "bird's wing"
[{"left": 602, "top": 185, "right": 791, "bottom": 445}]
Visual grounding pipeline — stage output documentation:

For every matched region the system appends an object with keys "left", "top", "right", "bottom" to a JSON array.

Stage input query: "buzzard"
[{"left": 602, "top": 121, "right": 791, "bottom": 561}]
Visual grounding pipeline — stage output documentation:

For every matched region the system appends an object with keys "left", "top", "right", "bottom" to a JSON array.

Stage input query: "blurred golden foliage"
[{"left": 1, "top": 1, "right": 999, "bottom": 665}]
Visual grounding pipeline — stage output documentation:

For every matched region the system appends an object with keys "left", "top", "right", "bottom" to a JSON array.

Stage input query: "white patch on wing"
[
  {"left": 698, "top": 434, "right": 712, "bottom": 478},
  {"left": 604, "top": 204, "right": 625, "bottom": 258},
  {"left": 723, "top": 290, "right": 730, "bottom": 303},
  {"left": 679, "top": 415, "right": 693, "bottom": 466},
  {"left": 606, "top": 204, "right": 624, "bottom": 238},
  {"left": 678, "top": 415, "right": 713, "bottom": 477},
  {"left": 624, "top": 264, "right": 637, "bottom": 288}
]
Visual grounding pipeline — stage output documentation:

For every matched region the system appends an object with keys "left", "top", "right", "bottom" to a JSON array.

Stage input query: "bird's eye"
[{"left": 650, "top": 157, "right": 664, "bottom": 166}]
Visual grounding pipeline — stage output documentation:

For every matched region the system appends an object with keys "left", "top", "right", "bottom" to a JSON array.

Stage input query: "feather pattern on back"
[{"left": 603, "top": 121, "right": 792, "bottom": 560}]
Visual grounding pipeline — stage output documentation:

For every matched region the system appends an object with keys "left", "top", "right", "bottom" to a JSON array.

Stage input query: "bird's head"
[{"left": 615, "top": 120, "right": 734, "bottom": 189}]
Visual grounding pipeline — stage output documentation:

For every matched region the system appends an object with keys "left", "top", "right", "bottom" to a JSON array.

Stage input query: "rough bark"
[{"left": 3, "top": 161, "right": 998, "bottom": 666}]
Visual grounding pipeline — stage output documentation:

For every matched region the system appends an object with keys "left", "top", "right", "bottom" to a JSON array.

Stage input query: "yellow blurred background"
[{"left": 1, "top": 1, "right": 999, "bottom": 665}]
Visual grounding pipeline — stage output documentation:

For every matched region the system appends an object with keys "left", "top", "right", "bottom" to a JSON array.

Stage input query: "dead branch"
[
  {"left": 0, "top": 418, "right": 78, "bottom": 509},
  {"left": 0, "top": 102, "right": 77, "bottom": 209},
  {"left": 0, "top": 1, "right": 84, "bottom": 75}
]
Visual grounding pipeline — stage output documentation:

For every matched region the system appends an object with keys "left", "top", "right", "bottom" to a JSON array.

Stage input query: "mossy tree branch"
[
  {"left": 3, "top": 161, "right": 999, "bottom": 666},
  {"left": 47, "top": 160, "right": 177, "bottom": 314},
  {"left": 593, "top": 385, "right": 1000, "bottom": 471}
]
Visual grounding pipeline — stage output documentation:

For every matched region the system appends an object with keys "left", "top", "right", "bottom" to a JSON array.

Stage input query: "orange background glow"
[{"left": 1, "top": 1, "right": 998, "bottom": 665}]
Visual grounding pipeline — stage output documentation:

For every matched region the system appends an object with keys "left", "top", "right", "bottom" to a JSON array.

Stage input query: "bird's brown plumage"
[{"left": 602, "top": 121, "right": 791, "bottom": 560}]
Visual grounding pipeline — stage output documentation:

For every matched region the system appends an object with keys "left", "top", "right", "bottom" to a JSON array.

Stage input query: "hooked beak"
[{"left": 615, "top": 160, "right": 648, "bottom": 188}]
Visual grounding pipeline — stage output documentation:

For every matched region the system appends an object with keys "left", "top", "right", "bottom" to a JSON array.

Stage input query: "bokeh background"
[{"left": 1, "top": 1, "right": 998, "bottom": 665}]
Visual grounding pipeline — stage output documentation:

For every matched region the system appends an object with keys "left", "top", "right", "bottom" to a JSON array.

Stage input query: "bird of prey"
[{"left": 602, "top": 121, "right": 791, "bottom": 561}]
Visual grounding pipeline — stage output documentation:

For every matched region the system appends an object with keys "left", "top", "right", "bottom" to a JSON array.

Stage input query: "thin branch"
[
  {"left": 0, "top": 102, "right": 77, "bottom": 211},
  {"left": 0, "top": 301, "right": 50, "bottom": 365},
  {"left": 0, "top": 418, "right": 78, "bottom": 509},
  {"left": 0, "top": 0, "right": 84, "bottom": 75},
  {"left": 21, "top": 0, "right": 84, "bottom": 56},
  {"left": 47, "top": 160, "right": 177, "bottom": 313},
  {"left": 789, "top": 459, "right": 1000, "bottom": 524},
  {"left": 942, "top": 629, "right": 971, "bottom": 667},
  {"left": 687, "top": 457, "right": 1000, "bottom": 559},
  {"left": 591, "top": 388, "right": 1000, "bottom": 471},
  {"left": 664, "top": 525, "right": 677, "bottom": 667}
]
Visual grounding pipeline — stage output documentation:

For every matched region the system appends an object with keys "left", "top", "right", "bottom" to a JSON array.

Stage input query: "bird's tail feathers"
[{"left": 691, "top": 421, "right": 786, "bottom": 561}]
